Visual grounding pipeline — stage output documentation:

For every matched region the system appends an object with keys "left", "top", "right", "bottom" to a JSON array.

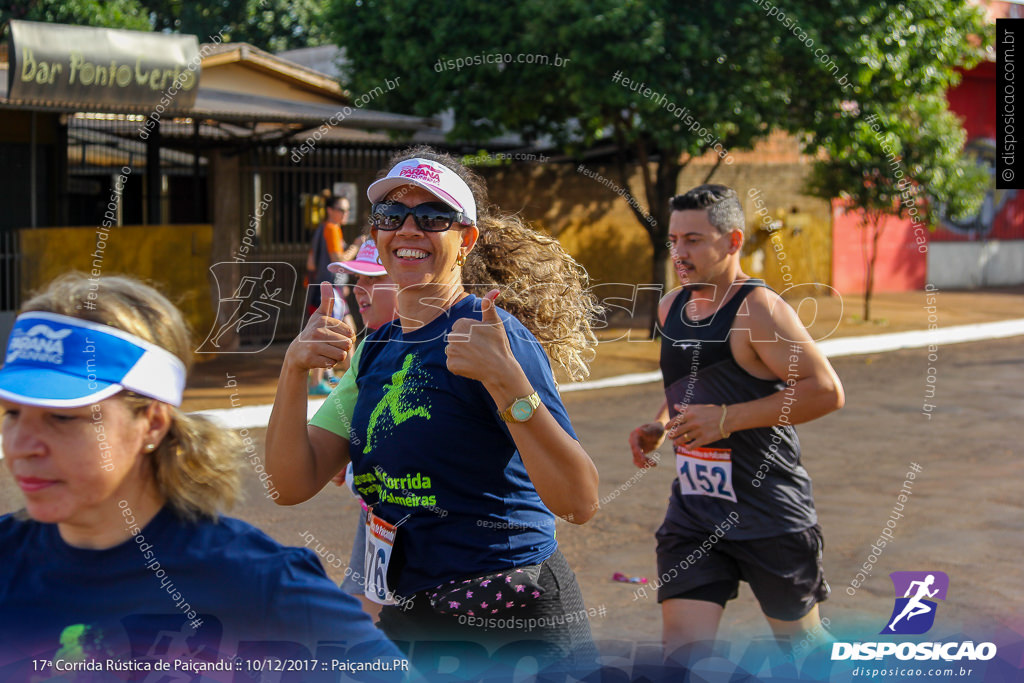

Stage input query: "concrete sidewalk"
[{"left": 182, "top": 286, "right": 1024, "bottom": 412}]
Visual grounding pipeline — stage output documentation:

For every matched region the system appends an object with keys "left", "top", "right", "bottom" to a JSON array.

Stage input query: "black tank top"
[{"left": 659, "top": 279, "right": 817, "bottom": 539}]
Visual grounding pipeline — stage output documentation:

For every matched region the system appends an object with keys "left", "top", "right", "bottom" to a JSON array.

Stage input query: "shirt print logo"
[
  {"left": 7, "top": 324, "right": 72, "bottom": 365},
  {"left": 364, "top": 353, "right": 432, "bottom": 453},
  {"left": 398, "top": 163, "right": 442, "bottom": 184}
]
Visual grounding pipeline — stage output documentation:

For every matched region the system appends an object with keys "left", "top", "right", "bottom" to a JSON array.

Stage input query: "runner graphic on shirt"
[
  {"left": 364, "top": 353, "right": 432, "bottom": 453},
  {"left": 55, "top": 624, "right": 111, "bottom": 662}
]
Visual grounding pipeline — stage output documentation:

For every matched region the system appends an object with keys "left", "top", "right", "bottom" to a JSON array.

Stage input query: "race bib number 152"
[{"left": 676, "top": 445, "right": 738, "bottom": 503}]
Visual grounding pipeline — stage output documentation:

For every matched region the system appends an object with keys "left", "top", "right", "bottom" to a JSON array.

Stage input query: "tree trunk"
[
  {"left": 647, "top": 239, "right": 671, "bottom": 333},
  {"left": 640, "top": 157, "right": 683, "bottom": 337},
  {"left": 863, "top": 213, "right": 885, "bottom": 322},
  {"left": 611, "top": 142, "right": 685, "bottom": 338}
]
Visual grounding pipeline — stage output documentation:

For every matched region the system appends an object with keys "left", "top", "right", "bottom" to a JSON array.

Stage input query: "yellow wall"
[
  {"left": 18, "top": 224, "right": 215, "bottom": 344},
  {"left": 481, "top": 160, "right": 833, "bottom": 296}
]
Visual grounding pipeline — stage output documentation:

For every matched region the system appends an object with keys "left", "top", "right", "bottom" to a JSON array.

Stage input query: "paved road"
[{"left": 2, "top": 337, "right": 1020, "bottom": 659}]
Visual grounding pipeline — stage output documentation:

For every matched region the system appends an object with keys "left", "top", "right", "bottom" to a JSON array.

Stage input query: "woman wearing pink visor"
[
  {"left": 325, "top": 239, "right": 399, "bottom": 618},
  {"left": 0, "top": 274, "right": 404, "bottom": 675}
]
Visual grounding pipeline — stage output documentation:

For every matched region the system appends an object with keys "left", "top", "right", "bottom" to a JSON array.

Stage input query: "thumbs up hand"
[
  {"left": 445, "top": 289, "right": 514, "bottom": 383},
  {"left": 284, "top": 281, "right": 355, "bottom": 372}
]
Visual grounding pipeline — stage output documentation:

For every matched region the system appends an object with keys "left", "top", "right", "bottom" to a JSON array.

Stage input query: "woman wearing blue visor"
[{"left": 0, "top": 274, "right": 405, "bottom": 677}]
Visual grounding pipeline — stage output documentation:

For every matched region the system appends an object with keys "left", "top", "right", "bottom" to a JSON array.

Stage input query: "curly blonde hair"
[
  {"left": 21, "top": 273, "right": 242, "bottom": 520},
  {"left": 379, "top": 146, "right": 601, "bottom": 381}
]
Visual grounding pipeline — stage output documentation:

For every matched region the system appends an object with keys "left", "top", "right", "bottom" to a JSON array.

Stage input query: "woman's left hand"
[{"left": 445, "top": 289, "right": 515, "bottom": 383}]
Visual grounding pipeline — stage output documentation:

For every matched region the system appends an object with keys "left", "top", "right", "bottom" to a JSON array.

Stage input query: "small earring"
[
  {"left": 145, "top": 443, "right": 156, "bottom": 452},
  {"left": 456, "top": 253, "right": 467, "bottom": 267}
]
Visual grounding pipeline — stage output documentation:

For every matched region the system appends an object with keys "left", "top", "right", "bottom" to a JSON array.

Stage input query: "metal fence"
[
  {"left": 0, "top": 230, "right": 18, "bottom": 311},
  {"left": 236, "top": 143, "right": 399, "bottom": 346}
]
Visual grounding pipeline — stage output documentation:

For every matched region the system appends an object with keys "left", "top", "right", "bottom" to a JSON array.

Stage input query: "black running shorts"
[{"left": 655, "top": 517, "right": 829, "bottom": 621}]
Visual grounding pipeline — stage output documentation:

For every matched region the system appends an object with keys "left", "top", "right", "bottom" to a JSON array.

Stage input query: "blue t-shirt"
[
  {"left": 350, "top": 294, "right": 576, "bottom": 597},
  {"left": 0, "top": 506, "right": 405, "bottom": 679}
]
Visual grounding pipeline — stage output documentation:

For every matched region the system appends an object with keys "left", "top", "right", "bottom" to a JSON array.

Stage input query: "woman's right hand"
[
  {"left": 285, "top": 281, "right": 355, "bottom": 372},
  {"left": 629, "top": 422, "right": 666, "bottom": 469}
]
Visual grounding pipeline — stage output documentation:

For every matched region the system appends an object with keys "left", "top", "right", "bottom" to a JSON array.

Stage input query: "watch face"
[{"left": 511, "top": 398, "right": 534, "bottom": 422}]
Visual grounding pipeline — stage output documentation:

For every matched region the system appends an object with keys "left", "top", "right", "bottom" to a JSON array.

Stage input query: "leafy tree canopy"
[
  {"left": 326, "top": 0, "right": 991, "bottom": 300},
  {"left": 2, "top": 0, "right": 331, "bottom": 51},
  {"left": 146, "top": 0, "right": 331, "bottom": 51},
  {"left": 2, "top": 0, "right": 150, "bottom": 32}
]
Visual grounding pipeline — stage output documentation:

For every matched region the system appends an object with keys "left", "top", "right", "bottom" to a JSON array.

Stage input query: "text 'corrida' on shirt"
[{"left": 350, "top": 294, "right": 577, "bottom": 597}]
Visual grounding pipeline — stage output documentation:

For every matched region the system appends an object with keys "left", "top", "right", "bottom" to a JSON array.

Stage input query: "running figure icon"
[
  {"left": 881, "top": 570, "right": 949, "bottom": 635},
  {"left": 888, "top": 574, "right": 939, "bottom": 631}
]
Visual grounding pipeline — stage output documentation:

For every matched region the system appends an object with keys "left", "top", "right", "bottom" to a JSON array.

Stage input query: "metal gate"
[{"left": 237, "top": 143, "right": 399, "bottom": 346}]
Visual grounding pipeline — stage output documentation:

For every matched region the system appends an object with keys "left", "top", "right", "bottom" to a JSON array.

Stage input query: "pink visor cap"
[
  {"left": 366, "top": 158, "right": 477, "bottom": 225},
  {"left": 328, "top": 239, "right": 387, "bottom": 277}
]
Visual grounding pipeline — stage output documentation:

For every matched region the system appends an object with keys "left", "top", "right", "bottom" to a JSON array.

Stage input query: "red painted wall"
[
  {"left": 935, "top": 62, "right": 1022, "bottom": 242},
  {"left": 831, "top": 204, "right": 927, "bottom": 295},
  {"left": 832, "top": 61, "right": 1015, "bottom": 292}
]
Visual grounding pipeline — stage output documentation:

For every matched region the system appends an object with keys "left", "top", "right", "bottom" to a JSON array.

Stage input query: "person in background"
[
  {"left": 306, "top": 193, "right": 361, "bottom": 395},
  {"left": 321, "top": 239, "right": 398, "bottom": 621}
]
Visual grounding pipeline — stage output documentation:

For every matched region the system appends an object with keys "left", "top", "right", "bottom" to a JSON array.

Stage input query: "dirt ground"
[
  {"left": 2, "top": 288, "right": 1022, "bottom": 678},
  {"left": 153, "top": 337, "right": 1023, "bottom": 643}
]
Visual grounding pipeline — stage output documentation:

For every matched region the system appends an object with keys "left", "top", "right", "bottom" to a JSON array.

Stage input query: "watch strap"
[{"left": 498, "top": 391, "right": 541, "bottom": 423}]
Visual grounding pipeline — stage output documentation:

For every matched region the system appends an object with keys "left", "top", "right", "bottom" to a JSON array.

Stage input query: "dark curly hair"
[{"left": 375, "top": 146, "right": 601, "bottom": 381}]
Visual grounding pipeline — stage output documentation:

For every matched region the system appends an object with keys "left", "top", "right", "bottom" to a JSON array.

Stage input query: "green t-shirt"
[{"left": 309, "top": 339, "right": 364, "bottom": 438}]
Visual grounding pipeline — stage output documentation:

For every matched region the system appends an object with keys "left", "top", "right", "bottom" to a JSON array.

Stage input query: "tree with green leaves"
[
  {"left": 806, "top": 95, "right": 988, "bottom": 321},
  {"left": 1, "top": 0, "right": 150, "bottom": 32},
  {"left": 145, "top": 0, "right": 331, "bottom": 51},
  {"left": 328, "top": 0, "right": 792, "bottom": 302},
  {"left": 796, "top": 2, "right": 991, "bottom": 321},
  {"left": 2, "top": 0, "right": 330, "bottom": 51},
  {"left": 327, "top": 0, "right": 990, "bottom": 323}
]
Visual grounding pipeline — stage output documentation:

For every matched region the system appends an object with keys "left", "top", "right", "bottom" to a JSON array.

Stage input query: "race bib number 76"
[
  {"left": 676, "top": 445, "right": 738, "bottom": 503},
  {"left": 364, "top": 510, "right": 398, "bottom": 605}
]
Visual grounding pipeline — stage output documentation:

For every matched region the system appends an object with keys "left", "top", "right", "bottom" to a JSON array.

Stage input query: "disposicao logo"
[
  {"left": 832, "top": 570, "right": 997, "bottom": 663},
  {"left": 882, "top": 570, "right": 948, "bottom": 635}
]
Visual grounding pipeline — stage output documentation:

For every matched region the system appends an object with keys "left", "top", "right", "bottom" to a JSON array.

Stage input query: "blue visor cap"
[{"left": 0, "top": 312, "right": 186, "bottom": 408}]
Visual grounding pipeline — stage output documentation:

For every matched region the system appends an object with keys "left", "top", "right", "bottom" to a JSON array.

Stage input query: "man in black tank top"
[{"left": 627, "top": 185, "right": 846, "bottom": 667}]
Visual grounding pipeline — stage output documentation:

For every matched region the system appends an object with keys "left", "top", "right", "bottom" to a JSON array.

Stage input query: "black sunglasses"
[{"left": 370, "top": 201, "right": 469, "bottom": 232}]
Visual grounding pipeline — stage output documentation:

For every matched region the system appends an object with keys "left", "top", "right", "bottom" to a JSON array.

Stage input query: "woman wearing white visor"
[
  {"left": 266, "top": 147, "right": 602, "bottom": 674},
  {"left": 0, "top": 274, "right": 405, "bottom": 674}
]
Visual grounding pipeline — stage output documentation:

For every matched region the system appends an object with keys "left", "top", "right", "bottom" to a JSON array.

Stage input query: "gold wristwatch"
[{"left": 498, "top": 391, "right": 541, "bottom": 423}]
